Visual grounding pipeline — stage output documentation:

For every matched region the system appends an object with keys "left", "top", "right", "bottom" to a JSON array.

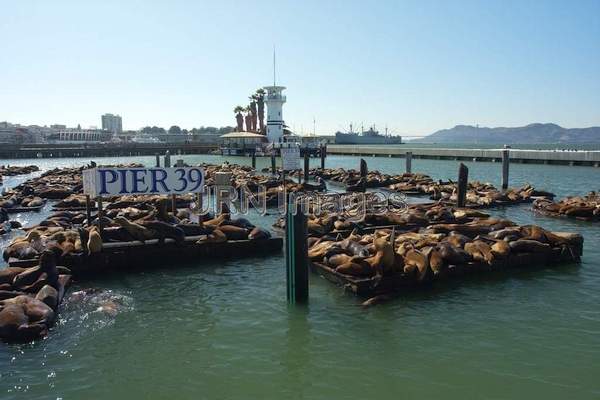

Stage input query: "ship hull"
[{"left": 335, "top": 134, "right": 403, "bottom": 145}]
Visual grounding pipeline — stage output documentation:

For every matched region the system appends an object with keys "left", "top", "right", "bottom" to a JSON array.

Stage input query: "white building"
[
  {"left": 263, "top": 86, "right": 286, "bottom": 143},
  {"left": 101, "top": 113, "right": 123, "bottom": 134}
]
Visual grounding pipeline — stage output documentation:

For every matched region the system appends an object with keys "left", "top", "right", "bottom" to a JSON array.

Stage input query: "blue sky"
[{"left": 2, "top": 0, "right": 599, "bottom": 136}]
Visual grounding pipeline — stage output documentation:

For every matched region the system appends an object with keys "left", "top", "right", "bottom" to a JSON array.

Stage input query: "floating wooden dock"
[
  {"left": 310, "top": 240, "right": 583, "bottom": 297},
  {"left": 8, "top": 237, "right": 283, "bottom": 278}
]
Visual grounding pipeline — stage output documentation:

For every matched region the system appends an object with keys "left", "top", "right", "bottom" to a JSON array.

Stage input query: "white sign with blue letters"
[{"left": 83, "top": 167, "right": 205, "bottom": 197}]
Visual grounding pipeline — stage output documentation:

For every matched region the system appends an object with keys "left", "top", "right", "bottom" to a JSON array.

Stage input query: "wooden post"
[
  {"left": 85, "top": 195, "right": 92, "bottom": 226},
  {"left": 171, "top": 194, "right": 177, "bottom": 215},
  {"left": 303, "top": 151, "right": 310, "bottom": 183},
  {"left": 502, "top": 149, "right": 510, "bottom": 190},
  {"left": 175, "top": 159, "right": 184, "bottom": 167},
  {"left": 96, "top": 196, "right": 104, "bottom": 235},
  {"left": 457, "top": 163, "right": 468, "bottom": 207},
  {"left": 251, "top": 151, "right": 256, "bottom": 169},
  {"left": 164, "top": 151, "right": 171, "bottom": 167},
  {"left": 406, "top": 151, "right": 412, "bottom": 173},
  {"left": 155, "top": 154, "right": 160, "bottom": 167},
  {"left": 286, "top": 199, "right": 309, "bottom": 304},
  {"left": 320, "top": 145, "right": 326, "bottom": 169},
  {"left": 271, "top": 153, "right": 276, "bottom": 174}
]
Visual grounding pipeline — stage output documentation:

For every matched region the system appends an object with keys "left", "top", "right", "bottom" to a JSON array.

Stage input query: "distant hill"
[{"left": 414, "top": 123, "right": 600, "bottom": 144}]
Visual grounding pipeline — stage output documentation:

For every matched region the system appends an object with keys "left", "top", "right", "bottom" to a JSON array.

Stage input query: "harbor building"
[{"left": 101, "top": 113, "right": 123, "bottom": 134}]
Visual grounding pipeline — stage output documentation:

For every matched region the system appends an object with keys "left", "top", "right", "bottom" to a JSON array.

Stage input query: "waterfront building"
[
  {"left": 101, "top": 113, "right": 123, "bottom": 134},
  {"left": 50, "top": 128, "right": 113, "bottom": 142}
]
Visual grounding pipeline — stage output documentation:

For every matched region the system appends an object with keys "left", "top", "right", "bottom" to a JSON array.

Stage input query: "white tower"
[{"left": 264, "top": 85, "right": 286, "bottom": 143}]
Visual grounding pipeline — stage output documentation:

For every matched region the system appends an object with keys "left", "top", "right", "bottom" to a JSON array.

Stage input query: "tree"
[
  {"left": 234, "top": 106, "right": 244, "bottom": 132},
  {"left": 244, "top": 106, "right": 252, "bottom": 133},
  {"left": 256, "top": 88, "right": 266, "bottom": 134},
  {"left": 249, "top": 95, "right": 258, "bottom": 132},
  {"left": 168, "top": 125, "right": 182, "bottom": 135}
]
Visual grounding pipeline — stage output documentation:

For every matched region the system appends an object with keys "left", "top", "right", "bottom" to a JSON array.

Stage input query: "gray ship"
[{"left": 335, "top": 126, "right": 402, "bottom": 145}]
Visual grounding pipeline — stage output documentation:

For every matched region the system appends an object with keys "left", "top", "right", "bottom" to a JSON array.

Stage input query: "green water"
[{"left": 1, "top": 154, "right": 599, "bottom": 399}]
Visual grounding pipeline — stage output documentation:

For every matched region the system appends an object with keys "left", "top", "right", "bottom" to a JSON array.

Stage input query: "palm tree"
[
  {"left": 234, "top": 105, "right": 244, "bottom": 132},
  {"left": 249, "top": 95, "right": 258, "bottom": 132},
  {"left": 244, "top": 106, "right": 252, "bottom": 133},
  {"left": 255, "top": 88, "right": 266, "bottom": 134}
]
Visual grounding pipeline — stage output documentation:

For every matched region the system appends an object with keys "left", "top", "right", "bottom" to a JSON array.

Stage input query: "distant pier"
[
  {"left": 326, "top": 145, "right": 600, "bottom": 167},
  {"left": 0, "top": 143, "right": 218, "bottom": 159}
]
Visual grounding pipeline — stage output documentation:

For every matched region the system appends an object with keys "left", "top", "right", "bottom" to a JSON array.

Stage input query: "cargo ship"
[{"left": 334, "top": 125, "right": 402, "bottom": 145}]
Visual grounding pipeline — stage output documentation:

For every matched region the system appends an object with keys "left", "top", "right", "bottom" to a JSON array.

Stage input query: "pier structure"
[{"left": 326, "top": 145, "right": 600, "bottom": 166}]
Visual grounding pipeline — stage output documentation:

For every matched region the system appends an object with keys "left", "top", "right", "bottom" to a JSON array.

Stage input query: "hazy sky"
[{"left": 2, "top": 0, "right": 599, "bottom": 136}]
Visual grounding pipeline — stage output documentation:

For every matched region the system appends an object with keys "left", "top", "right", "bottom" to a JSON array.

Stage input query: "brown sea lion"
[
  {"left": 335, "top": 261, "right": 372, "bottom": 277},
  {"left": 491, "top": 240, "right": 510, "bottom": 259},
  {"left": 140, "top": 221, "right": 185, "bottom": 244},
  {"left": 114, "top": 216, "right": 154, "bottom": 242},
  {"left": 404, "top": 249, "right": 431, "bottom": 282},
  {"left": 197, "top": 228, "right": 227, "bottom": 244},
  {"left": 326, "top": 253, "right": 353, "bottom": 267},
  {"left": 509, "top": 239, "right": 551, "bottom": 253},
  {"left": 248, "top": 227, "right": 271, "bottom": 240},
  {"left": 437, "top": 242, "right": 471, "bottom": 264},
  {"left": 218, "top": 224, "right": 249, "bottom": 240},
  {"left": 35, "top": 284, "right": 59, "bottom": 310},
  {"left": 464, "top": 240, "right": 494, "bottom": 264},
  {"left": 0, "top": 267, "right": 26, "bottom": 286},
  {"left": 87, "top": 227, "right": 103, "bottom": 253}
]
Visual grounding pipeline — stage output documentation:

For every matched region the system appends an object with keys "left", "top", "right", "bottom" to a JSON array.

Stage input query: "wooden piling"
[
  {"left": 155, "top": 154, "right": 160, "bottom": 167},
  {"left": 502, "top": 149, "right": 510, "bottom": 190},
  {"left": 85, "top": 195, "right": 92, "bottom": 226},
  {"left": 96, "top": 197, "right": 104, "bottom": 235},
  {"left": 251, "top": 151, "right": 256, "bottom": 169},
  {"left": 303, "top": 151, "right": 310, "bottom": 182},
  {"left": 286, "top": 200, "right": 309, "bottom": 304},
  {"left": 164, "top": 151, "right": 171, "bottom": 168},
  {"left": 457, "top": 163, "right": 468, "bottom": 207},
  {"left": 320, "top": 145, "right": 326, "bottom": 169},
  {"left": 406, "top": 151, "right": 412, "bottom": 173},
  {"left": 271, "top": 153, "right": 276, "bottom": 174}
]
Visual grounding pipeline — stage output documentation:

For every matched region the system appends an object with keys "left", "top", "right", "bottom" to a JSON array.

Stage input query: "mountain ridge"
[{"left": 413, "top": 123, "right": 600, "bottom": 144}]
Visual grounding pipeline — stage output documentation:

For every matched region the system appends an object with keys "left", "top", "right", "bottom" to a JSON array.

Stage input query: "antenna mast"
[{"left": 273, "top": 45, "right": 276, "bottom": 86}]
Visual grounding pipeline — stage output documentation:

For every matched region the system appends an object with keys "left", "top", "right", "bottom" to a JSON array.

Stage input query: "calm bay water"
[{"left": 1, "top": 154, "right": 600, "bottom": 399}]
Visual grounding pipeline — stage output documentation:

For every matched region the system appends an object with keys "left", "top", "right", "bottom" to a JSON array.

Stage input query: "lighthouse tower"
[{"left": 263, "top": 85, "right": 286, "bottom": 143}]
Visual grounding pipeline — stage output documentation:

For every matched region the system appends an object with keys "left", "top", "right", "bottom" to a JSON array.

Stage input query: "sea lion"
[
  {"left": 404, "top": 249, "right": 431, "bottom": 282},
  {"left": 114, "top": 216, "right": 154, "bottom": 242},
  {"left": 218, "top": 224, "right": 249, "bottom": 240},
  {"left": 509, "top": 239, "right": 551, "bottom": 253},
  {"left": 464, "top": 240, "right": 494, "bottom": 264},
  {"left": 203, "top": 214, "right": 228, "bottom": 228},
  {"left": 335, "top": 261, "right": 372, "bottom": 276},
  {"left": 437, "top": 242, "right": 471, "bottom": 265},
  {"left": 196, "top": 228, "right": 227, "bottom": 244},
  {"left": 0, "top": 295, "right": 56, "bottom": 341},
  {"left": 0, "top": 267, "right": 26, "bottom": 286},
  {"left": 248, "top": 227, "right": 271, "bottom": 240},
  {"left": 87, "top": 227, "right": 103, "bottom": 253},
  {"left": 221, "top": 217, "right": 255, "bottom": 230},
  {"left": 490, "top": 240, "right": 510, "bottom": 259},
  {"left": 176, "top": 223, "right": 214, "bottom": 236},
  {"left": 326, "top": 253, "right": 353, "bottom": 267},
  {"left": 35, "top": 284, "right": 59, "bottom": 310},
  {"left": 140, "top": 221, "right": 185, "bottom": 244},
  {"left": 425, "top": 247, "right": 445, "bottom": 275}
]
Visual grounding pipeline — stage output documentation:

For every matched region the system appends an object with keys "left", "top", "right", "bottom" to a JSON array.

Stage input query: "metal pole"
[
  {"left": 502, "top": 148, "right": 510, "bottom": 190},
  {"left": 155, "top": 154, "right": 160, "bottom": 167},
  {"left": 457, "top": 163, "right": 468, "bottom": 207},
  {"left": 406, "top": 151, "right": 412, "bottom": 173}
]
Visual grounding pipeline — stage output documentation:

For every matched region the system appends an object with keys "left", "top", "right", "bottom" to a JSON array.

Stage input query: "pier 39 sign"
[{"left": 83, "top": 167, "right": 205, "bottom": 197}]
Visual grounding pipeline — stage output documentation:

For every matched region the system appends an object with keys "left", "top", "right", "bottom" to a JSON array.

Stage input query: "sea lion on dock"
[
  {"left": 13, "top": 250, "right": 59, "bottom": 291},
  {"left": 197, "top": 228, "right": 227, "bottom": 244},
  {"left": 0, "top": 295, "right": 56, "bottom": 341},
  {"left": 218, "top": 224, "right": 249, "bottom": 240},
  {"left": 490, "top": 240, "right": 510, "bottom": 259},
  {"left": 326, "top": 253, "right": 353, "bottom": 267},
  {"left": 437, "top": 242, "right": 471, "bottom": 265},
  {"left": 87, "top": 227, "right": 103, "bottom": 253},
  {"left": 140, "top": 221, "right": 185, "bottom": 245},
  {"left": 464, "top": 240, "right": 494, "bottom": 264},
  {"left": 221, "top": 217, "right": 255, "bottom": 230},
  {"left": 248, "top": 227, "right": 271, "bottom": 240},
  {"left": 404, "top": 249, "right": 431, "bottom": 282},
  {"left": 509, "top": 239, "right": 551, "bottom": 253},
  {"left": 114, "top": 216, "right": 154, "bottom": 242},
  {"left": 335, "top": 261, "right": 372, "bottom": 277}
]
